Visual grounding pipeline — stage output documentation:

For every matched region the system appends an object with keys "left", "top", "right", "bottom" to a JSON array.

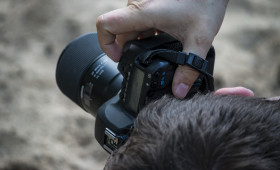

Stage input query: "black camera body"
[{"left": 56, "top": 33, "right": 215, "bottom": 153}]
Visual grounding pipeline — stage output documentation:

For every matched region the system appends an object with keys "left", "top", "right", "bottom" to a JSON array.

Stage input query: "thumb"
[
  {"left": 172, "top": 40, "right": 211, "bottom": 99},
  {"left": 172, "top": 65, "right": 200, "bottom": 99}
]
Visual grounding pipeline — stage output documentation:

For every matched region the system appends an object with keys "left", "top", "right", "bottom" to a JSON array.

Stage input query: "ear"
[{"left": 214, "top": 87, "right": 254, "bottom": 97}]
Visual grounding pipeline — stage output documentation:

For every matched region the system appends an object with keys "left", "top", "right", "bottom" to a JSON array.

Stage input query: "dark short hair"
[{"left": 104, "top": 94, "right": 280, "bottom": 170}]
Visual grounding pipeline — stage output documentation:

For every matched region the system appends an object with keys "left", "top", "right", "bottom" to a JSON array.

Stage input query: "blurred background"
[{"left": 0, "top": 0, "right": 279, "bottom": 169}]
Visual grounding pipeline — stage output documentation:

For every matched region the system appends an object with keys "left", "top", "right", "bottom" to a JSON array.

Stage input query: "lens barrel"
[{"left": 56, "top": 33, "right": 122, "bottom": 115}]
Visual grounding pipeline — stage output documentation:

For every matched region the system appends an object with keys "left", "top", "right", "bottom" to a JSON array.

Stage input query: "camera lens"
[{"left": 56, "top": 33, "right": 123, "bottom": 116}]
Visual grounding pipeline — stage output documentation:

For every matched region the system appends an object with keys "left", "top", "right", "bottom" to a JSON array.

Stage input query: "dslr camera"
[{"left": 56, "top": 33, "right": 215, "bottom": 153}]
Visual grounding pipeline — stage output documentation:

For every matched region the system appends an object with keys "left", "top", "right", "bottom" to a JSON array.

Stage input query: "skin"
[
  {"left": 214, "top": 87, "right": 254, "bottom": 96},
  {"left": 96, "top": 0, "right": 229, "bottom": 99},
  {"left": 215, "top": 87, "right": 280, "bottom": 101}
]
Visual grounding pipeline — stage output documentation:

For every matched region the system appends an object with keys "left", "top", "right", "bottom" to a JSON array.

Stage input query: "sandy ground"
[{"left": 0, "top": 0, "right": 279, "bottom": 170}]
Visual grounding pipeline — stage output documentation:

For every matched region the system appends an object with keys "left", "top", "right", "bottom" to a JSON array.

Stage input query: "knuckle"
[
  {"left": 96, "top": 15, "right": 105, "bottom": 29},
  {"left": 127, "top": 0, "right": 147, "bottom": 10},
  {"left": 177, "top": 65, "right": 199, "bottom": 84}
]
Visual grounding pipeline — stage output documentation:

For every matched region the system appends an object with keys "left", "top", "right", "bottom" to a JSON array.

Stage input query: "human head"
[{"left": 104, "top": 94, "right": 280, "bottom": 170}]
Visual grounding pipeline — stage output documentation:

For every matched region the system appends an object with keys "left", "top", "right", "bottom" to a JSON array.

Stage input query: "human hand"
[
  {"left": 214, "top": 87, "right": 255, "bottom": 96},
  {"left": 215, "top": 87, "right": 280, "bottom": 101},
  {"left": 96, "top": 0, "right": 229, "bottom": 99}
]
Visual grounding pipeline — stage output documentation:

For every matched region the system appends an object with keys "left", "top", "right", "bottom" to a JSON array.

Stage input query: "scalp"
[{"left": 105, "top": 94, "right": 280, "bottom": 170}]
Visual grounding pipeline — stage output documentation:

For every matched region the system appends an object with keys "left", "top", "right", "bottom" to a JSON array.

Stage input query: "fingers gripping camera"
[{"left": 56, "top": 33, "right": 215, "bottom": 153}]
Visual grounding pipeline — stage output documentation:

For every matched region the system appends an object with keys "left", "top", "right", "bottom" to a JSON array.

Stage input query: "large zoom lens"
[{"left": 56, "top": 33, "right": 123, "bottom": 116}]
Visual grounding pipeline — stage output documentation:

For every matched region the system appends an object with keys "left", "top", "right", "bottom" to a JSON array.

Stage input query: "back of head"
[{"left": 104, "top": 94, "right": 280, "bottom": 170}]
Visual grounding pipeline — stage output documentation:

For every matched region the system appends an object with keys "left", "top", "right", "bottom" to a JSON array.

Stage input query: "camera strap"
[{"left": 139, "top": 49, "right": 213, "bottom": 78}]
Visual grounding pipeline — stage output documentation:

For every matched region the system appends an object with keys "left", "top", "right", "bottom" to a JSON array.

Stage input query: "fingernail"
[{"left": 175, "top": 83, "right": 190, "bottom": 99}]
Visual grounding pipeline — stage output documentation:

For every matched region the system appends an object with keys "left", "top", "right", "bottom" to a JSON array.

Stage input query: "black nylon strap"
[{"left": 138, "top": 49, "right": 212, "bottom": 78}]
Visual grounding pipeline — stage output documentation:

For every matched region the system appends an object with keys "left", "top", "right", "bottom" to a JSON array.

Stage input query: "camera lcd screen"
[{"left": 127, "top": 67, "right": 145, "bottom": 113}]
